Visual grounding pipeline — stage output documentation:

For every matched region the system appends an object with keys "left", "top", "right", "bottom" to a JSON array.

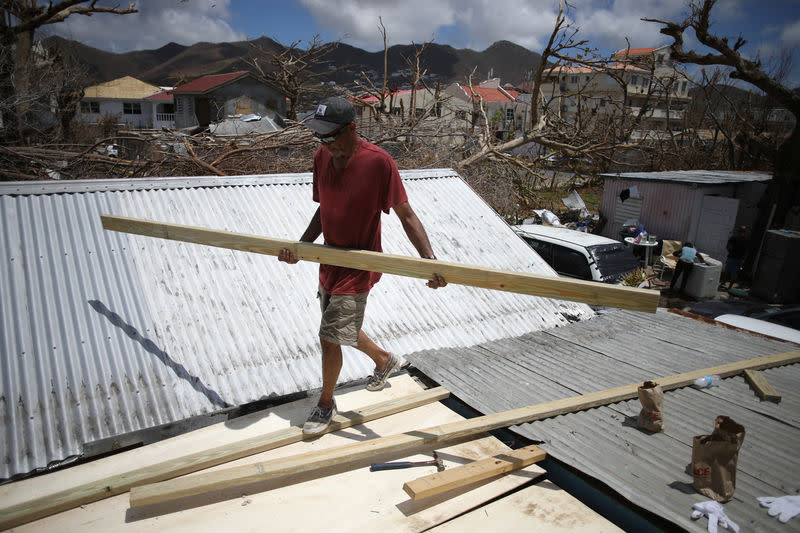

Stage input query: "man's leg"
[
  {"left": 680, "top": 264, "right": 692, "bottom": 292},
  {"left": 670, "top": 261, "right": 684, "bottom": 290},
  {"left": 318, "top": 338, "right": 343, "bottom": 410},
  {"left": 356, "top": 330, "right": 391, "bottom": 371}
]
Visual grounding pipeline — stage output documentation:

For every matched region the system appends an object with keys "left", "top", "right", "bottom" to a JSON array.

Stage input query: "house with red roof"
[
  {"left": 539, "top": 45, "right": 691, "bottom": 133},
  {"left": 170, "top": 71, "right": 287, "bottom": 130},
  {"left": 444, "top": 78, "right": 530, "bottom": 139}
]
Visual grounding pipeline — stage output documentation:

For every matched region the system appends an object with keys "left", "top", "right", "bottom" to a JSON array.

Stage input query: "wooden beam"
[
  {"left": 0, "top": 387, "right": 448, "bottom": 531},
  {"left": 129, "top": 350, "right": 800, "bottom": 508},
  {"left": 100, "top": 215, "right": 659, "bottom": 313},
  {"left": 403, "top": 444, "right": 547, "bottom": 500},
  {"left": 743, "top": 369, "right": 781, "bottom": 403}
]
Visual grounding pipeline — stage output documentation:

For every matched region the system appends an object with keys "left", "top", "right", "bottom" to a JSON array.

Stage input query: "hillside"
[{"left": 44, "top": 36, "right": 541, "bottom": 89}]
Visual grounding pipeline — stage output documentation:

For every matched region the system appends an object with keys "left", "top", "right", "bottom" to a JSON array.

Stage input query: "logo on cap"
[{"left": 315, "top": 104, "right": 327, "bottom": 117}]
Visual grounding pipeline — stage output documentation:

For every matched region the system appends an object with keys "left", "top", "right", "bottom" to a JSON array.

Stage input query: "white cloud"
[
  {"left": 300, "top": 0, "right": 456, "bottom": 50},
  {"left": 300, "top": 0, "right": 688, "bottom": 55},
  {"left": 46, "top": 0, "right": 247, "bottom": 52},
  {"left": 781, "top": 19, "right": 800, "bottom": 46}
]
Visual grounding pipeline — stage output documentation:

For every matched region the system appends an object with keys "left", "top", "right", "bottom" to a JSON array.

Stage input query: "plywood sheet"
[
  {"left": 10, "top": 375, "right": 547, "bottom": 532},
  {"left": 430, "top": 480, "right": 623, "bottom": 532},
  {"left": 1, "top": 375, "right": 426, "bottom": 510}
]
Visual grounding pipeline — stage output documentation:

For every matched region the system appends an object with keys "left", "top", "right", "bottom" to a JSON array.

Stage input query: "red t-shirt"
[{"left": 313, "top": 140, "right": 408, "bottom": 294}]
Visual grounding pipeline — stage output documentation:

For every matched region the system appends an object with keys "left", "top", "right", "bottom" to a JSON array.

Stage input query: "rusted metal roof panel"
[{"left": 406, "top": 309, "right": 799, "bottom": 532}]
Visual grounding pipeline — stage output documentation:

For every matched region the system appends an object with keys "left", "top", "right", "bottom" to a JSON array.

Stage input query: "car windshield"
[{"left": 587, "top": 243, "right": 640, "bottom": 282}]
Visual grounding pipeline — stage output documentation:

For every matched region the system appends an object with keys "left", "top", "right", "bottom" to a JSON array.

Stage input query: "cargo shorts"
[{"left": 318, "top": 285, "right": 368, "bottom": 347}]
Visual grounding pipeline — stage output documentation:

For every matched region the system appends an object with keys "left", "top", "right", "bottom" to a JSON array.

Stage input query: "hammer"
[{"left": 370, "top": 451, "right": 445, "bottom": 472}]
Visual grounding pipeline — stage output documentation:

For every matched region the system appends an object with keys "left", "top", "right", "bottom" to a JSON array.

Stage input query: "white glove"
[
  {"left": 758, "top": 495, "right": 800, "bottom": 523},
  {"left": 691, "top": 500, "right": 740, "bottom": 533}
]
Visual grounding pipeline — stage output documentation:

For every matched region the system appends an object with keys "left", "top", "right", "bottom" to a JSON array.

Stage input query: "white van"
[{"left": 512, "top": 224, "right": 640, "bottom": 283}]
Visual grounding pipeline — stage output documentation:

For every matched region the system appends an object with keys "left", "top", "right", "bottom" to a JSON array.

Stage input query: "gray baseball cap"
[{"left": 306, "top": 97, "right": 355, "bottom": 135}]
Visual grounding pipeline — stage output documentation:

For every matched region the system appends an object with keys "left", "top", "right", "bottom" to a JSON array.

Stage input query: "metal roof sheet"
[
  {"left": 0, "top": 169, "right": 593, "bottom": 479},
  {"left": 406, "top": 308, "right": 799, "bottom": 532},
  {"left": 513, "top": 224, "right": 622, "bottom": 247},
  {"left": 170, "top": 71, "right": 249, "bottom": 94},
  {"left": 600, "top": 170, "right": 772, "bottom": 185}
]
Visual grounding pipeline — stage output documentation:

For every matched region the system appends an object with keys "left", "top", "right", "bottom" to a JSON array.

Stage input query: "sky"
[{"left": 45, "top": 0, "right": 800, "bottom": 86}]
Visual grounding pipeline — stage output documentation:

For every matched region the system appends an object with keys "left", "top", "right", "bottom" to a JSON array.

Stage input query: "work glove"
[
  {"left": 691, "top": 500, "right": 740, "bottom": 533},
  {"left": 757, "top": 495, "right": 800, "bottom": 523}
]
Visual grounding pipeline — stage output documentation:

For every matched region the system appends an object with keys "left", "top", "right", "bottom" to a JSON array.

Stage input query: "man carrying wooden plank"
[{"left": 278, "top": 96, "right": 447, "bottom": 436}]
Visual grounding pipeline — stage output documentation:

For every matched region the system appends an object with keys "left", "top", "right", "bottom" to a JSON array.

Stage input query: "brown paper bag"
[
  {"left": 692, "top": 416, "right": 746, "bottom": 502},
  {"left": 637, "top": 381, "right": 664, "bottom": 432}
]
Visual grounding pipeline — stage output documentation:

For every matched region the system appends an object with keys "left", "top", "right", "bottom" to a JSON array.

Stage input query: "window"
[
  {"left": 570, "top": 76, "right": 578, "bottom": 84},
  {"left": 455, "top": 110, "right": 467, "bottom": 120},
  {"left": 631, "top": 75, "right": 638, "bottom": 86},
  {"left": 681, "top": 81, "right": 688, "bottom": 93},
  {"left": 552, "top": 246, "right": 592, "bottom": 280},
  {"left": 80, "top": 101, "right": 99, "bottom": 113},
  {"left": 123, "top": 102, "right": 142, "bottom": 115},
  {"left": 523, "top": 238, "right": 553, "bottom": 264},
  {"left": 506, "top": 108, "right": 514, "bottom": 121},
  {"left": 600, "top": 98, "right": 606, "bottom": 107}
]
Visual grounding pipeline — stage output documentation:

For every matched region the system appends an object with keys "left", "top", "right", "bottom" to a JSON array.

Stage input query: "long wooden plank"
[
  {"left": 129, "top": 350, "right": 800, "bottom": 508},
  {"left": 403, "top": 444, "right": 547, "bottom": 500},
  {"left": 0, "top": 387, "right": 448, "bottom": 531},
  {"left": 743, "top": 369, "right": 781, "bottom": 402},
  {"left": 100, "top": 215, "right": 659, "bottom": 313}
]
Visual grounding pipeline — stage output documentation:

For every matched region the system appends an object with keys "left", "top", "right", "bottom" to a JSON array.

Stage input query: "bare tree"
[
  {"left": 250, "top": 35, "right": 342, "bottom": 121},
  {"left": 645, "top": 0, "right": 800, "bottom": 231},
  {"left": 1, "top": 1, "right": 137, "bottom": 141}
]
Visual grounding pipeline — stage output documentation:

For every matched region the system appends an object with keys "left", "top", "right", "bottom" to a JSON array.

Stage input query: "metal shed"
[
  {"left": 599, "top": 170, "right": 771, "bottom": 261},
  {"left": 0, "top": 169, "right": 593, "bottom": 480}
]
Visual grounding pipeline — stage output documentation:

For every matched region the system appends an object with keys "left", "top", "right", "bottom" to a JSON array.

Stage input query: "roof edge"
[{"left": 0, "top": 169, "right": 461, "bottom": 196}]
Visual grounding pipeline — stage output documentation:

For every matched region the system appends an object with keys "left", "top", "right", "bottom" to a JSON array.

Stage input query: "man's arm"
[
  {"left": 278, "top": 207, "right": 322, "bottom": 264},
  {"left": 393, "top": 201, "right": 446, "bottom": 289}
]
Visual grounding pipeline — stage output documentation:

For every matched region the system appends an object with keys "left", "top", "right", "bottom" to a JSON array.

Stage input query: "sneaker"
[
  {"left": 366, "top": 353, "right": 400, "bottom": 391},
  {"left": 302, "top": 400, "right": 337, "bottom": 436}
]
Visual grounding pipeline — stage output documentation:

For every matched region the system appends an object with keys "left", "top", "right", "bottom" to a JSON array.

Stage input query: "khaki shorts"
[{"left": 318, "top": 286, "right": 368, "bottom": 346}]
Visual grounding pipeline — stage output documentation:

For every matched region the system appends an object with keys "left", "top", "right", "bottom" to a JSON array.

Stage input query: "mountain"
[{"left": 44, "top": 36, "right": 541, "bottom": 89}]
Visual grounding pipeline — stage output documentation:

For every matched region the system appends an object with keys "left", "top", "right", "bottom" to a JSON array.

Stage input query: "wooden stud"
[
  {"left": 403, "top": 444, "right": 547, "bottom": 500},
  {"left": 743, "top": 369, "right": 781, "bottom": 403},
  {"left": 129, "top": 350, "right": 800, "bottom": 509},
  {"left": 101, "top": 215, "right": 660, "bottom": 313},
  {"left": 0, "top": 387, "right": 448, "bottom": 531}
]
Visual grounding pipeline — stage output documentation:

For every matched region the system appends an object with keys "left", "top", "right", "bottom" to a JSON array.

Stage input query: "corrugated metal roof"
[
  {"left": 144, "top": 90, "right": 173, "bottom": 101},
  {"left": 406, "top": 309, "right": 799, "bottom": 532},
  {"left": 600, "top": 170, "right": 772, "bottom": 185},
  {"left": 170, "top": 71, "right": 249, "bottom": 94},
  {"left": 0, "top": 169, "right": 593, "bottom": 479}
]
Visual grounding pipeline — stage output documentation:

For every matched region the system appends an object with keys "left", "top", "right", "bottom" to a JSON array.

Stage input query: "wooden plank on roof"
[
  {"left": 403, "top": 444, "right": 547, "bottom": 500},
  {"left": 128, "top": 350, "right": 800, "bottom": 508},
  {"left": 100, "top": 215, "right": 660, "bottom": 313},
  {"left": 743, "top": 369, "right": 781, "bottom": 403},
  {"left": 0, "top": 386, "right": 448, "bottom": 531}
]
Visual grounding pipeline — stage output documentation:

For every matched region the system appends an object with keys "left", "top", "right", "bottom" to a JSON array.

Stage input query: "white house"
[
  {"left": 538, "top": 46, "right": 691, "bottom": 133},
  {"left": 77, "top": 76, "right": 175, "bottom": 130}
]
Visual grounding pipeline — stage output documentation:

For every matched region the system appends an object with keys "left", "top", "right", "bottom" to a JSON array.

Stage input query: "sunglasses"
[{"left": 314, "top": 123, "right": 348, "bottom": 144}]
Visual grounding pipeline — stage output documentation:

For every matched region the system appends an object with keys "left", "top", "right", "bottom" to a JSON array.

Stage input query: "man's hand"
[
  {"left": 278, "top": 248, "right": 298, "bottom": 264},
  {"left": 427, "top": 273, "right": 447, "bottom": 289}
]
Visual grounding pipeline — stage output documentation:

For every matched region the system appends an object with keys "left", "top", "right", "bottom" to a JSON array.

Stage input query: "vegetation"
[{"left": 1, "top": 0, "right": 795, "bottom": 236}]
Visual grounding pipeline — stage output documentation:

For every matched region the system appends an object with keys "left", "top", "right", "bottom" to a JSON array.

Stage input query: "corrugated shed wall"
[
  {"left": 0, "top": 170, "right": 593, "bottom": 479},
  {"left": 601, "top": 178, "right": 699, "bottom": 241}
]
